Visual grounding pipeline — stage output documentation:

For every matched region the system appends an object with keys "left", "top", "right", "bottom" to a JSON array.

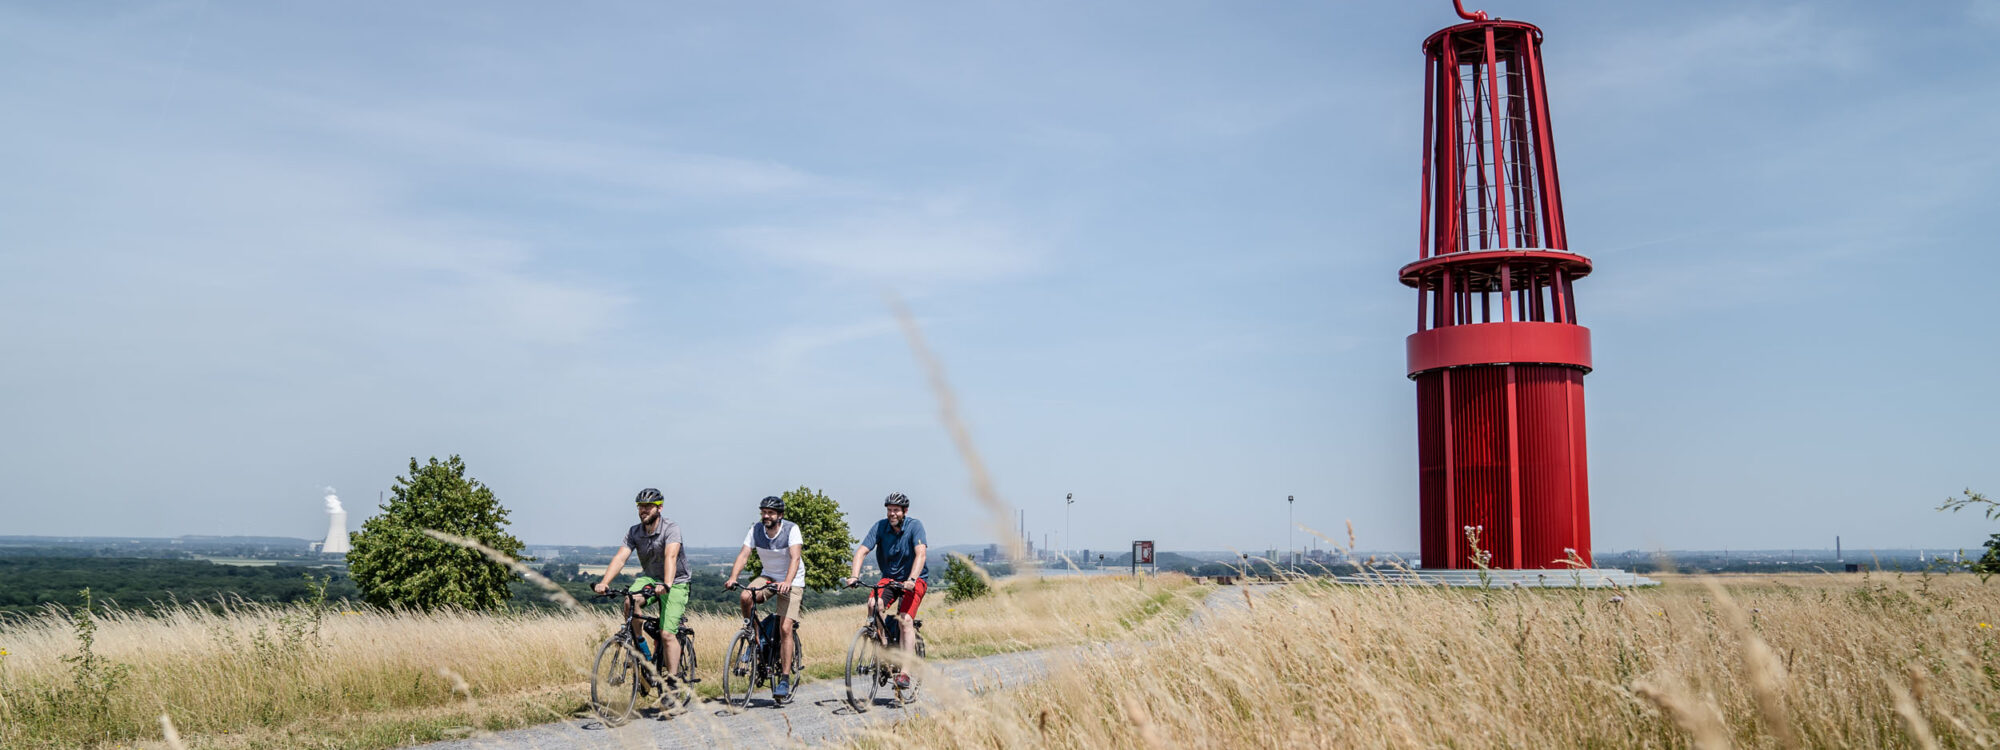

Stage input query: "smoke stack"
[{"left": 322, "top": 488, "right": 350, "bottom": 554}]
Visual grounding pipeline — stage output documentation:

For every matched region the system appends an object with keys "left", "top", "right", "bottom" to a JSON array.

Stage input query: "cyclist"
[
  {"left": 724, "top": 495, "right": 806, "bottom": 702},
  {"left": 843, "top": 492, "right": 929, "bottom": 691},
  {"left": 592, "top": 488, "right": 691, "bottom": 692}
]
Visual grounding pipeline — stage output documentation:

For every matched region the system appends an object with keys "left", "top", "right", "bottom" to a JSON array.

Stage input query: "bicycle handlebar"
[
  {"left": 847, "top": 579, "right": 909, "bottom": 591},
  {"left": 591, "top": 584, "right": 662, "bottom": 603}
]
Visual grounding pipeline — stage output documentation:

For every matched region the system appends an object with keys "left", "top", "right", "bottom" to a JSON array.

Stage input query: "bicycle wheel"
[
  {"left": 721, "top": 630, "right": 756, "bottom": 709},
  {"left": 789, "top": 626, "right": 804, "bottom": 679},
  {"left": 589, "top": 635, "right": 641, "bottom": 726},
  {"left": 843, "top": 627, "right": 876, "bottom": 712},
  {"left": 662, "top": 632, "right": 695, "bottom": 708},
  {"left": 677, "top": 632, "right": 698, "bottom": 684}
]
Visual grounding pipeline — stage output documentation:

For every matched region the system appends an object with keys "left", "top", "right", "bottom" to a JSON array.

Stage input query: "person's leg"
[
  {"left": 771, "top": 587, "right": 802, "bottom": 699},
  {"left": 776, "top": 589, "right": 801, "bottom": 672},
  {"left": 624, "top": 578, "right": 661, "bottom": 692},
  {"left": 658, "top": 583, "right": 689, "bottom": 680},
  {"left": 894, "top": 579, "right": 926, "bottom": 685}
]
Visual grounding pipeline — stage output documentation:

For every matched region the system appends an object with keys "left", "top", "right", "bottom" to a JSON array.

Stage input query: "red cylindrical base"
[{"left": 1416, "top": 363, "right": 1591, "bottom": 569}]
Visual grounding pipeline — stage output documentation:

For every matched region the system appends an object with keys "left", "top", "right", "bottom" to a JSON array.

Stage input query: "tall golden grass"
[
  {"left": 0, "top": 573, "right": 1196, "bottom": 749},
  {"left": 845, "top": 571, "right": 2000, "bottom": 749}
]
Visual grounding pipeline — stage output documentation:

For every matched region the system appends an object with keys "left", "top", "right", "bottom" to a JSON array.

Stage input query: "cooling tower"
[{"left": 323, "top": 510, "right": 350, "bottom": 554}]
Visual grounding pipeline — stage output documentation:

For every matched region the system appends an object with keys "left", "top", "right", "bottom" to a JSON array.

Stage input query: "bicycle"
[
  {"left": 587, "top": 588, "right": 697, "bottom": 726},
  {"left": 842, "top": 580, "right": 927, "bottom": 712},
  {"left": 721, "top": 581, "right": 805, "bottom": 709}
]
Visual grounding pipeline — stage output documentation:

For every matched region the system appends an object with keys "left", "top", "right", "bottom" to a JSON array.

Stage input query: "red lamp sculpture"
[{"left": 1405, "top": 2, "right": 1592, "bottom": 570}]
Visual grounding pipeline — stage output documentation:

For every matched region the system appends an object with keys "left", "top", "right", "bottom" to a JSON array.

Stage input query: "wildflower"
[
  {"left": 0, "top": 648, "right": 9, "bottom": 656},
  {"left": 1608, "top": 595, "right": 1623, "bottom": 604},
  {"left": 1981, "top": 623, "right": 1992, "bottom": 630}
]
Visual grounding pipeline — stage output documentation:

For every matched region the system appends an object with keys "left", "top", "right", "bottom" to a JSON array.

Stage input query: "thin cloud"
[
  {"left": 724, "top": 207, "right": 1041, "bottom": 284},
  {"left": 1563, "top": 6, "right": 1864, "bottom": 106}
]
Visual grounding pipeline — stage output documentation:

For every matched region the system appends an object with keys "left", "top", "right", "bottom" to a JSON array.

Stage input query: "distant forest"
[
  {"left": 0, "top": 556, "right": 360, "bottom": 617},
  {"left": 0, "top": 556, "right": 874, "bottom": 620}
]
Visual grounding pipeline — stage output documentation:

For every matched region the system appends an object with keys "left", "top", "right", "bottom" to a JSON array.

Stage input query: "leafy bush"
[
  {"left": 346, "top": 456, "right": 526, "bottom": 611},
  {"left": 943, "top": 553, "right": 990, "bottom": 602}
]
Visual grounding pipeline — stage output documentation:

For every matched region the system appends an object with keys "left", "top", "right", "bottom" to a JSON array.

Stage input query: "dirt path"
[{"left": 418, "top": 585, "right": 1268, "bottom": 749}]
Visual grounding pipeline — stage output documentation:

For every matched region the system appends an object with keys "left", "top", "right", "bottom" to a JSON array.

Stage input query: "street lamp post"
[
  {"left": 1287, "top": 495, "right": 1295, "bottom": 574},
  {"left": 1065, "top": 492, "right": 1074, "bottom": 560}
]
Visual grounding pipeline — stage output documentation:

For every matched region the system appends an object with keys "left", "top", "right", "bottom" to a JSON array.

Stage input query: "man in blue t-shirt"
[{"left": 843, "top": 492, "right": 929, "bottom": 690}]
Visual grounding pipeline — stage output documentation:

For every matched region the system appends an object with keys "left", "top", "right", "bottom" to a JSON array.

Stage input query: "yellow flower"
[
  {"left": 1981, "top": 623, "right": 1992, "bottom": 629},
  {"left": 0, "top": 648, "right": 9, "bottom": 656}
]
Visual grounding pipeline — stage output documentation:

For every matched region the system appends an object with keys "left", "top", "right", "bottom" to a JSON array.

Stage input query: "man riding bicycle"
[
  {"left": 592, "top": 488, "right": 691, "bottom": 692},
  {"left": 724, "top": 495, "right": 806, "bottom": 702},
  {"left": 844, "top": 492, "right": 929, "bottom": 691}
]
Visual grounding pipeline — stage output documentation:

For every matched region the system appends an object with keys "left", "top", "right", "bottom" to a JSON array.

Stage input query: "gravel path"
[{"left": 419, "top": 585, "right": 1267, "bottom": 750}]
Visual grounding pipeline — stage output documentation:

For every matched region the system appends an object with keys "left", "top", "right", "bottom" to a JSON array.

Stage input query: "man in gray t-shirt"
[
  {"left": 594, "top": 488, "right": 691, "bottom": 688},
  {"left": 622, "top": 516, "right": 691, "bottom": 585}
]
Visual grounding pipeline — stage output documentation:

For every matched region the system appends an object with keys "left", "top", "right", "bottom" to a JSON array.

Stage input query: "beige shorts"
[{"left": 756, "top": 579, "right": 803, "bottom": 621}]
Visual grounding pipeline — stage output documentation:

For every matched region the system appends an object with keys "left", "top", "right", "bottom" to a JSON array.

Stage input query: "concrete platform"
[{"left": 1334, "top": 567, "right": 1659, "bottom": 589}]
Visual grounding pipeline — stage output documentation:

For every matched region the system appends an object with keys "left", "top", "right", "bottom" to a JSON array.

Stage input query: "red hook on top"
[{"left": 1452, "top": 0, "right": 1489, "bottom": 21}]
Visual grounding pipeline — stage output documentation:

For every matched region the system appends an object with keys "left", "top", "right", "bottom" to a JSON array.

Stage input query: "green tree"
[
  {"left": 942, "top": 553, "right": 990, "bottom": 602},
  {"left": 346, "top": 456, "right": 527, "bottom": 611},
  {"left": 1974, "top": 534, "right": 2000, "bottom": 576},
  {"left": 745, "top": 486, "right": 856, "bottom": 592}
]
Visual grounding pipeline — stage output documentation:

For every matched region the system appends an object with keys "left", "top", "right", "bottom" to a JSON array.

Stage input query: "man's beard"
[{"left": 763, "top": 519, "right": 779, "bottom": 531}]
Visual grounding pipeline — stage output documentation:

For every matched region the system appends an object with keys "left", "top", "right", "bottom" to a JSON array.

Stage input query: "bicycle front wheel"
[
  {"left": 721, "top": 631, "right": 756, "bottom": 709},
  {"left": 843, "top": 628, "right": 876, "bottom": 712},
  {"left": 588, "top": 635, "right": 640, "bottom": 726}
]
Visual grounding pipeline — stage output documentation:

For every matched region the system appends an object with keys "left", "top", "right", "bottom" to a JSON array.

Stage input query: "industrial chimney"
[
  {"left": 322, "top": 489, "right": 350, "bottom": 554},
  {"left": 1405, "top": 2, "right": 1593, "bottom": 570}
]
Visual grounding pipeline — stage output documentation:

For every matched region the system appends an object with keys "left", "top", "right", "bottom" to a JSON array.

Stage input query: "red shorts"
[{"left": 874, "top": 577, "right": 926, "bottom": 617}]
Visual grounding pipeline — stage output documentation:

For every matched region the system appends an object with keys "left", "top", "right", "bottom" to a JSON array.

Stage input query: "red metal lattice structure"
[{"left": 1404, "top": 2, "right": 1593, "bottom": 570}]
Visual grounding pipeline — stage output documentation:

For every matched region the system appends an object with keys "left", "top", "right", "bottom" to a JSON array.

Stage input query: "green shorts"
[{"left": 629, "top": 578, "right": 690, "bottom": 630}]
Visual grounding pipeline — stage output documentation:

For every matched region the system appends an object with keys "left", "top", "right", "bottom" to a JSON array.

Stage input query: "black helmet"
[
  {"left": 635, "top": 488, "right": 664, "bottom": 505},
  {"left": 759, "top": 495, "right": 786, "bottom": 512},
  {"left": 884, "top": 493, "right": 910, "bottom": 508}
]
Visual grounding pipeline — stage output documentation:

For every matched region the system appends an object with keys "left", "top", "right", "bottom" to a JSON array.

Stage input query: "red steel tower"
[{"left": 1404, "top": 3, "right": 1592, "bottom": 570}]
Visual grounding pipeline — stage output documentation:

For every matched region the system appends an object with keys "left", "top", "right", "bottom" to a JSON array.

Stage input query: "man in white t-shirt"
[{"left": 724, "top": 494, "right": 806, "bottom": 701}]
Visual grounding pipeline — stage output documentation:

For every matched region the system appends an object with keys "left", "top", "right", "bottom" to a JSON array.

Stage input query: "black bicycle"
[
  {"left": 587, "top": 587, "right": 696, "bottom": 725},
  {"left": 843, "top": 580, "right": 927, "bottom": 712},
  {"left": 721, "top": 581, "right": 805, "bottom": 709}
]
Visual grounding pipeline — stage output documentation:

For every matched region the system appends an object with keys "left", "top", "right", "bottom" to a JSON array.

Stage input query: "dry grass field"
[
  {"left": 846, "top": 570, "right": 2000, "bottom": 749},
  {"left": 11, "top": 569, "right": 1999, "bottom": 748},
  {"left": 0, "top": 573, "right": 1198, "bottom": 749}
]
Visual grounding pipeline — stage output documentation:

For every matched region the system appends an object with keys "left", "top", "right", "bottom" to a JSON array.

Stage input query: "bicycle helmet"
[
  {"left": 759, "top": 495, "right": 786, "bottom": 512},
  {"left": 635, "top": 488, "right": 664, "bottom": 505},
  {"left": 884, "top": 492, "right": 910, "bottom": 508}
]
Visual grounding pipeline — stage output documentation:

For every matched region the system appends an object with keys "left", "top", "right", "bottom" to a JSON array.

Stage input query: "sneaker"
[
  {"left": 893, "top": 673, "right": 912, "bottom": 690},
  {"left": 773, "top": 677, "right": 791, "bottom": 701}
]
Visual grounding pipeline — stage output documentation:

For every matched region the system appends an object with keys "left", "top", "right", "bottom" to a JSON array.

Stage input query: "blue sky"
[{"left": 1, "top": 1, "right": 1995, "bottom": 556}]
